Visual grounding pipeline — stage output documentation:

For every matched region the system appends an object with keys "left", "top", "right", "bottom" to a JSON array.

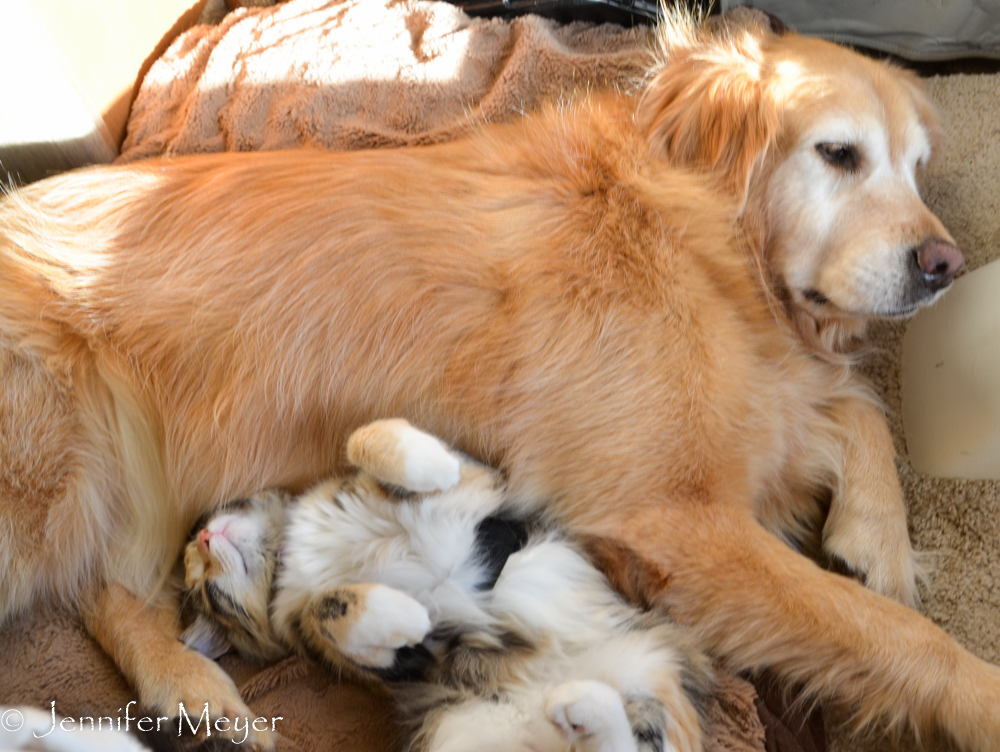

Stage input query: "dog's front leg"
[
  {"left": 82, "top": 583, "right": 273, "bottom": 750},
  {"left": 821, "top": 394, "right": 921, "bottom": 607},
  {"left": 611, "top": 504, "right": 1000, "bottom": 752}
]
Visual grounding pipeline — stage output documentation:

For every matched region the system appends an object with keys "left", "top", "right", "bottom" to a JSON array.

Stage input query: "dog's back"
[{"left": 0, "top": 99, "right": 752, "bottom": 613}]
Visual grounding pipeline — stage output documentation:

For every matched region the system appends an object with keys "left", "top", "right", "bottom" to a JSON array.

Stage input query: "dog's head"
[{"left": 640, "top": 9, "right": 962, "bottom": 338}]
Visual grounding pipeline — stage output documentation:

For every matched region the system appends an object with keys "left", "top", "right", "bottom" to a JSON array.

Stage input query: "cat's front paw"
[
  {"left": 312, "top": 583, "right": 431, "bottom": 668},
  {"left": 546, "top": 680, "right": 637, "bottom": 752}
]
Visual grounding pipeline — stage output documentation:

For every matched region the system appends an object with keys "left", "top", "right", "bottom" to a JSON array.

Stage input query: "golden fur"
[{"left": 0, "top": 12, "right": 994, "bottom": 751}]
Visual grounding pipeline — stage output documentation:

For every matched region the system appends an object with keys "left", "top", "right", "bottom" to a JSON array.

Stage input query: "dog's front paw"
[
  {"left": 546, "top": 680, "right": 637, "bottom": 752},
  {"left": 140, "top": 647, "right": 275, "bottom": 751},
  {"left": 823, "top": 504, "right": 923, "bottom": 608}
]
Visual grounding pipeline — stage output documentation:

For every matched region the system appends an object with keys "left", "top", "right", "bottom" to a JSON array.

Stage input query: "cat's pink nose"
[{"left": 197, "top": 528, "right": 213, "bottom": 551}]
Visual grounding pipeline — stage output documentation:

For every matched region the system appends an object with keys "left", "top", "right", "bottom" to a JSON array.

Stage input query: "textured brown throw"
[
  {"left": 117, "top": 0, "right": 653, "bottom": 162},
  {"left": 0, "top": 603, "right": 774, "bottom": 752},
  {"left": 0, "top": 604, "right": 400, "bottom": 752}
]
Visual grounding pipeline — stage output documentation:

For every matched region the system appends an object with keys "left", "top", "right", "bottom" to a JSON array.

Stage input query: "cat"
[{"left": 181, "top": 419, "right": 713, "bottom": 752}]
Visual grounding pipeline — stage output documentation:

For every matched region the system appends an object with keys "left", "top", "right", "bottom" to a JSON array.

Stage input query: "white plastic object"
[{"left": 902, "top": 259, "right": 1000, "bottom": 479}]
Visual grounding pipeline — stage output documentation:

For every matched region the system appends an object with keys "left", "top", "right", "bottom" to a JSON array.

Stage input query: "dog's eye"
[{"left": 815, "top": 142, "right": 860, "bottom": 172}]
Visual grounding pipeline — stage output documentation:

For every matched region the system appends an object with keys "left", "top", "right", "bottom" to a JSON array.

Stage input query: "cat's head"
[{"left": 181, "top": 491, "right": 289, "bottom": 662}]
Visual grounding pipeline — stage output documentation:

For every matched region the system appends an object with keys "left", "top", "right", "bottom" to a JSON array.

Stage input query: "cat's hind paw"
[
  {"left": 347, "top": 419, "right": 461, "bottom": 493},
  {"left": 546, "top": 681, "right": 637, "bottom": 752}
]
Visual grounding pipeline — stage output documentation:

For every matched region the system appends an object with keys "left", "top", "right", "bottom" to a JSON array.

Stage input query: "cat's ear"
[{"left": 182, "top": 614, "right": 232, "bottom": 659}]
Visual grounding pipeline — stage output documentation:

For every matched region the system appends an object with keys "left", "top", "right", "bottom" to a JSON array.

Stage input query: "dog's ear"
[
  {"left": 898, "top": 68, "right": 943, "bottom": 158},
  {"left": 639, "top": 17, "right": 781, "bottom": 203}
]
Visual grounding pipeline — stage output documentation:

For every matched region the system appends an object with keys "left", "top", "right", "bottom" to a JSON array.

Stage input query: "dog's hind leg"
[
  {"left": 612, "top": 504, "right": 1000, "bottom": 752},
  {"left": 0, "top": 346, "right": 95, "bottom": 620}
]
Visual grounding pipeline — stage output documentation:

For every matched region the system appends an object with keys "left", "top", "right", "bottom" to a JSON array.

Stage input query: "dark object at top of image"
[{"left": 450, "top": 0, "right": 662, "bottom": 26}]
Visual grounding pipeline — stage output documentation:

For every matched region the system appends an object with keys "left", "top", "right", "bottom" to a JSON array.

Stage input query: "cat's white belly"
[{"left": 272, "top": 470, "right": 506, "bottom": 638}]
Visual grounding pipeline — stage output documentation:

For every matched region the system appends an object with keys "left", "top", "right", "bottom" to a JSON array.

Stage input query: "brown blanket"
[
  {"left": 0, "top": 604, "right": 771, "bottom": 752},
  {"left": 117, "top": 0, "right": 652, "bottom": 162},
  {"left": 2, "top": 2, "right": 823, "bottom": 751}
]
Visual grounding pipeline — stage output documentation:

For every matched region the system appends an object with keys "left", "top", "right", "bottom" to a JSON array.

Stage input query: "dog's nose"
[{"left": 915, "top": 238, "right": 964, "bottom": 291}]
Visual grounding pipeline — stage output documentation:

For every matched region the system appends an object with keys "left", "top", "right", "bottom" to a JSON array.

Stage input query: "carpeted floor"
[{"left": 830, "top": 72, "right": 1000, "bottom": 752}]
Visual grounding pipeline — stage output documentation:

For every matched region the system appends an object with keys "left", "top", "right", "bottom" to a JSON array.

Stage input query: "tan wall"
[{"left": 0, "top": 0, "right": 206, "bottom": 184}]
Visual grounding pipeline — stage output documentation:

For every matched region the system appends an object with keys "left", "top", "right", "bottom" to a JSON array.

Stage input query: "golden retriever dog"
[{"left": 0, "top": 11, "right": 990, "bottom": 751}]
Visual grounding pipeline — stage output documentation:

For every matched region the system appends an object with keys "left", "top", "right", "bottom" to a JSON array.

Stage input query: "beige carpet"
[{"left": 830, "top": 73, "right": 1000, "bottom": 752}]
